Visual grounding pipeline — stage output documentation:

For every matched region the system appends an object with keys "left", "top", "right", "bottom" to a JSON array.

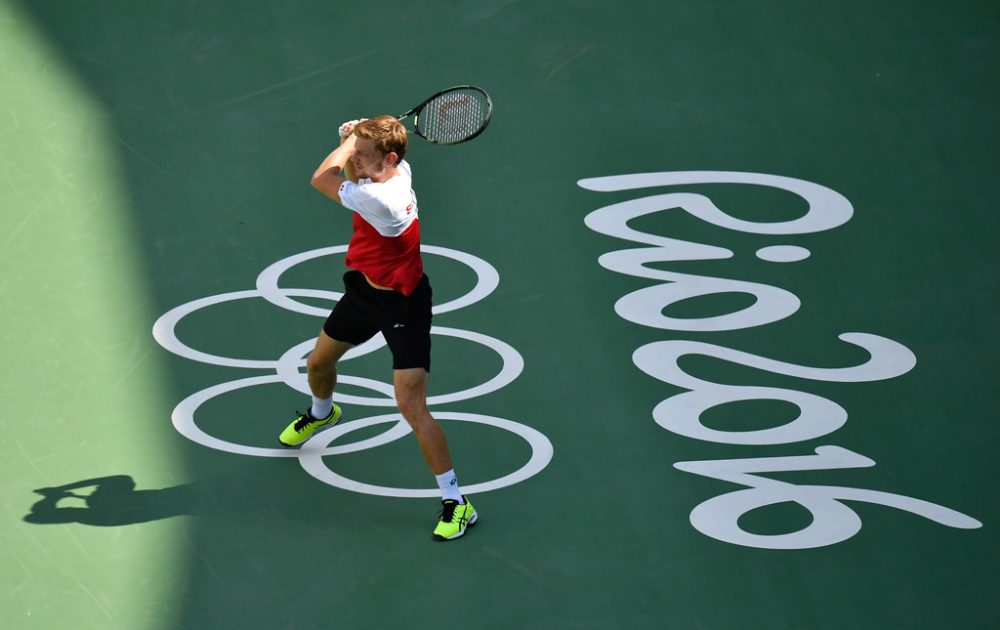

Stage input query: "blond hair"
[{"left": 354, "top": 115, "right": 407, "bottom": 165}]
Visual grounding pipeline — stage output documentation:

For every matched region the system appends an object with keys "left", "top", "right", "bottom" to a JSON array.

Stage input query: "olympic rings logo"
[{"left": 152, "top": 245, "right": 554, "bottom": 498}]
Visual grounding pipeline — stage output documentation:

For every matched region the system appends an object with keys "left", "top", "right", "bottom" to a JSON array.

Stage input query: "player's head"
[{"left": 353, "top": 115, "right": 407, "bottom": 167}]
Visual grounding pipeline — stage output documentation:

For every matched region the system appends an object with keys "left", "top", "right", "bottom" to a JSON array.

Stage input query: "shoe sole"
[{"left": 433, "top": 511, "right": 478, "bottom": 541}]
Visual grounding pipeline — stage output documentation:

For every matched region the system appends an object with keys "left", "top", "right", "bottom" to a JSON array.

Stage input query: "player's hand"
[{"left": 338, "top": 118, "right": 368, "bottom": 138}]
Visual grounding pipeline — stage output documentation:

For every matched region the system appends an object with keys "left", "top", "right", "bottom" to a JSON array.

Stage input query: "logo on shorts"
[{"left": 393, "top": 323, "right": 405, "bottom": 328}]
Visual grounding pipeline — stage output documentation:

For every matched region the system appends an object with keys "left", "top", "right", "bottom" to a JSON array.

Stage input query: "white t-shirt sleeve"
[{"left": 337, "top": 161, "right": 416, "bottom": 237}]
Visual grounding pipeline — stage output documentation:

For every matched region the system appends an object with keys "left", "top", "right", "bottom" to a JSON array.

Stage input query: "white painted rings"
[{"left": 153, "top": 245, "right": 552, "bottom": 497}]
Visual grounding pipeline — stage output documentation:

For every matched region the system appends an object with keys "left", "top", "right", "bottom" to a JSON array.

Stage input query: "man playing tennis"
[{"left": 278, "top": 115, "right": 476, "bottom": 541}]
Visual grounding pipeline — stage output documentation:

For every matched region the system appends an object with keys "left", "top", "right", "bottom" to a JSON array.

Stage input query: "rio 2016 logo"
[{"left": 579, "top": 171, "right": 982, "bottom": 550}]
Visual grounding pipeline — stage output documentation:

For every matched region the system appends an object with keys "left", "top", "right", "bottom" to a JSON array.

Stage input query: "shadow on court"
[
  {"left": 23, "top": 475, "right": 195, "bottom": 527},
  {"left": 9, "top": 3, "right": 487, "bottom": 626}
]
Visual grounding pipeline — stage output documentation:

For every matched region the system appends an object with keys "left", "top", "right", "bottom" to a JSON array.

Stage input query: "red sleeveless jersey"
[{"left": 344, "top": 213, "right": 423, "bottom": 295}]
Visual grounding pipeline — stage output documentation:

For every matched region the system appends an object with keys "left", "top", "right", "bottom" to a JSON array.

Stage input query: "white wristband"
[{"left": 338, "top": 118, "right": 368, "bottom": 138}]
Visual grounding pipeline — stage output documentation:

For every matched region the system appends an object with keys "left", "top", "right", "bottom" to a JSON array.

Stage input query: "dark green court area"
[{"left": 2, "top": 1, "right": 997, "bottom": 628}]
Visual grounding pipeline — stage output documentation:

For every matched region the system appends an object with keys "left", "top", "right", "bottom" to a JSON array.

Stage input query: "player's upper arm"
[{"left": 311, "top": 168, "right": 348, "bottom": 204}]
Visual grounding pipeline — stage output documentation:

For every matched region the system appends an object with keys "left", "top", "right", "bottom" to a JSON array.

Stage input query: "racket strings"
[{"left": 418, "top": 89, "right": 491, "bottom": 144}]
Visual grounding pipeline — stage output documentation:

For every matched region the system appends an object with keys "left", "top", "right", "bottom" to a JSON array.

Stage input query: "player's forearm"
[{"left": 311, "top": 135, "right": 356, "bottom": 183}]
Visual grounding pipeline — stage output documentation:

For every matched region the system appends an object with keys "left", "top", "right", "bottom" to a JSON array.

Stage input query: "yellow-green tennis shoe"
[
  {"left": 278, "top": 404, "right": 342, "bottom": 447},
  {"left": 432, "top": 497, "right": 477, "bottom": 541}
]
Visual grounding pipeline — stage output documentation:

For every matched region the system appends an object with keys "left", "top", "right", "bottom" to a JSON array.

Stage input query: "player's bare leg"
[
  {"left": 278, "top": 331, "right": 351, "bottom": 446},
  {"left": 394, "top": 367, "right": 477, "bottom": 540},
  {"left": 307, "top": 331, "right": 353, "bottom": 399},
  {"left": 394, "top": 367, "right": 452, "bottom": 474}
]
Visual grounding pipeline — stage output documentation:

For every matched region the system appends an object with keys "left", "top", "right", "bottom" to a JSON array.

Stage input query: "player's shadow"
[{"left": 23, "top": 475, "right": 195, "bottom": 526}]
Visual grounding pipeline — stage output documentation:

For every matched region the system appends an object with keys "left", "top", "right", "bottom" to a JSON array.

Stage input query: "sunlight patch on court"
[{"left": 0, "top": 5, "right": 186, "bottom": 629}]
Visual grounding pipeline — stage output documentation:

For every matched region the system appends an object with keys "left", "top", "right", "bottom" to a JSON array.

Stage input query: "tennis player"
[{"left": 278, "top": 115, "right": 476, "bottom": 541}]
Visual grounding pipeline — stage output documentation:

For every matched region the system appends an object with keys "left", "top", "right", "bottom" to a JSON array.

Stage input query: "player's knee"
[
  {"left": 396, "top": 394, "right": 427, "bottom": 425},
  {"left": 396, "top": 397, "right": 420, "bottom": 422},
  {"left": 306, "top": 353, "right": 335, "bottom": 376}
]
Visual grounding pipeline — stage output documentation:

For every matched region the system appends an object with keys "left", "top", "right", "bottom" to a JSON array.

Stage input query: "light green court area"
[{"left": 2, "top": 1, "right": 997, "bottom": 628}]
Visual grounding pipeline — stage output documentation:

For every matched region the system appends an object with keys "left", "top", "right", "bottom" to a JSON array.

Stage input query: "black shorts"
[{"left": 323, "top": 271, "right": 433, "bottom": 371}]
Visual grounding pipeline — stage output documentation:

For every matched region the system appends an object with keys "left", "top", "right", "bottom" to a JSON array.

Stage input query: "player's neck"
[{"left": 369, "top": 165, "right": 399, "bottom": 184}]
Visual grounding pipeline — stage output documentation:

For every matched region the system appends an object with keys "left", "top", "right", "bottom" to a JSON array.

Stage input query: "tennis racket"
[{"left": 397, "top": 85, "right": 493, "bottom": 145}]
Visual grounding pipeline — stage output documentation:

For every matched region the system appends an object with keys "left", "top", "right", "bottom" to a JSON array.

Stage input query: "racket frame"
[{"left": 397, "top": 85, "right": 493, "bottom": 145}]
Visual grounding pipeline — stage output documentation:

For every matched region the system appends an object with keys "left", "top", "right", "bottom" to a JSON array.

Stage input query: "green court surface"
[{"left": 2, "top": 1, "right": 998, "bottom": 628}]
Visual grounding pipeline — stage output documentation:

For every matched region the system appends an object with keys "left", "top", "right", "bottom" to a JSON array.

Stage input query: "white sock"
[
  {"left": 310, "top": 396, "right": 333, "bottom": 419},
  {"left": 435, "top": 469, "right": 463, "bottom": 503}
]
